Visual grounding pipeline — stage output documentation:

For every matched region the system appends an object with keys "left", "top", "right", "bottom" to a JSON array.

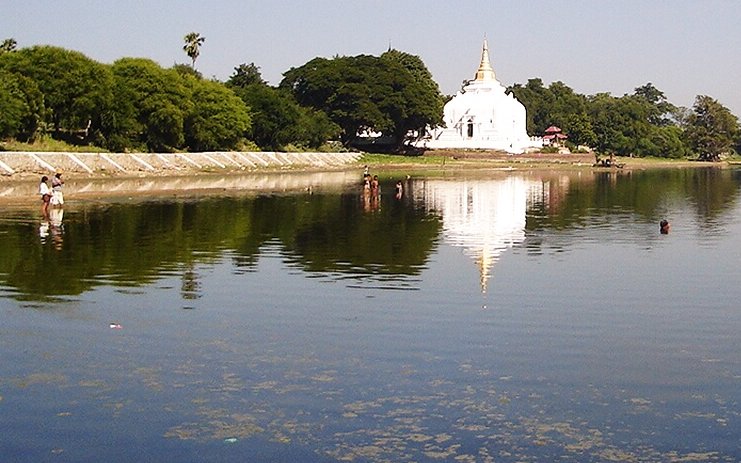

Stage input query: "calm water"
[{"left": 1, "top": 168, "right": 739, "bottom": 462}]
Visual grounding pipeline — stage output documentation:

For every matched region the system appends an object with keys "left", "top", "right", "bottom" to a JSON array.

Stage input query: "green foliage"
[
  {"left": 281, "top": 52, "right": 443, "bottom": 150},
  {"left": 2, "top": 39, "right": 737, "bottom": 161},
  {"left": 183, "top": 32, "right": 205, "bottom": 69},
  {"left": 232, "top": 80, "right": 338, "bottom": 151},
  {"left": 508, "top": 79, "right": 718, "bottom": 159},
  {"left": 508, "top": 79, "right": 592, "bottom": 146},
  {"left": 0, "top": 46, "right": 113, "bottom": 141},
  {"left": 108, "top": 57, "right": 192, "bottom": 151},
  {"left": 233, "top": 83, "right": 302, "bottom": 150},
  {"left": 588, "top": 93, "right": 654, "bottom": 156},
  {"left": 0, "top": 134, "right": 108, "bottom": 152},
  {"left": 183, "top": 77, "right": 251, "bottom": 151},
  {"left": 642, "top": 125, "right": 689, "bottom": 158},
  {"left": 171, "top": 63, "right": 203, "bottom": 79},
  {"left": 0, "top": 38, "right": 17, "bottom": 54},
  {"left": 0, "top": 69, "right": 44, "bottom": 140},
  {"left": 227, "top": 63, "right": 266, "bottom": 88},
  {"left": 684, "top": 95, "right": 739, "bottom": 161},
  {"left": 296, "top": 107, "right": 340, "bottom": 149},
  {"left": 633, "top": 82, "right": 676, "bottom": 126}
]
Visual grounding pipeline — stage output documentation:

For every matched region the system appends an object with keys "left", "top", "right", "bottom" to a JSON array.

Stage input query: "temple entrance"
[{"left": 467, "top": 119, "right": 474, "bottom": 138}]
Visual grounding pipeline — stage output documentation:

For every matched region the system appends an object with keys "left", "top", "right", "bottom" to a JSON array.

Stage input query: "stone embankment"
[
  {"left": 0, "top": 151, "right": 363, "bottom": 177},
  {"left": 0, "top": 151, "right": 365, "bottom": 203}
]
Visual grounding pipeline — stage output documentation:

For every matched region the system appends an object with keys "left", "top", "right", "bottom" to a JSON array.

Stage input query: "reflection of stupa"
[{"left": 413, "top": 177, "right": 544, "bottom": 292}]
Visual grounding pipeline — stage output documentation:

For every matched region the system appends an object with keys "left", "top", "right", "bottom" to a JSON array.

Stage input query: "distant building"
[
  {"left": 414, "top": 39, "right": 541, "bottom": 154},
  {"left": 542, "top": 126, "right": 568, "bottom": 147}
]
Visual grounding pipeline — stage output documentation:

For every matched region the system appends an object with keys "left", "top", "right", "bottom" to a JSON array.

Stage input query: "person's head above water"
[{"left": 660, "top": 220, "right": 670, "bottom": 234}]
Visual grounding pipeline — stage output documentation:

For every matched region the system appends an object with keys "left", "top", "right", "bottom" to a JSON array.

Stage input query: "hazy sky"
[{"left": 4, "top": 0, "right": 741, "bottom": 116}]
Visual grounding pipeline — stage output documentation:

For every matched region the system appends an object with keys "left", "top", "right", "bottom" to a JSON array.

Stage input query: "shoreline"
[{"left": 0, "top": 151, "right": 730, "bottom": 205}]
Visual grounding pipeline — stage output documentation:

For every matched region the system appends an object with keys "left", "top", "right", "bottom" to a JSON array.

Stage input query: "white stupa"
[{"left": 416, "top": 39, "right": 540, "bottom": 154}]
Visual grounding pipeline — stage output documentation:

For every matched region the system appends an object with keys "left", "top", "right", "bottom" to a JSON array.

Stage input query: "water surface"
[{"left": 1, "top": 168, "right": 739, "bottom": 462}]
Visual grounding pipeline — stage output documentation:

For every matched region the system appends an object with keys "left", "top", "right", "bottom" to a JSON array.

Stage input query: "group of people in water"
[
  {"left": 362, "top": 166, "right": 405, "bottom": 212},
  {"left": 38, "top": 173, "right": 65, "bottom": 248},
  {"left": 38, "top": 172, "right": 64, "bottom": 219}
]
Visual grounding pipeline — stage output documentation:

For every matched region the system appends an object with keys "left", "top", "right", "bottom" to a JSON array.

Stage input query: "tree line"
[
  {"left": 509, "top": 79, "right": 740, "bottom": 161},
  {"left": 0, "top": 37, "right": 739, "bottom": 160}
]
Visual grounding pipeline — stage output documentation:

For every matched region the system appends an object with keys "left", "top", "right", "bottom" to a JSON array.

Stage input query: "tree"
[
  {"left": 108, "top": 57, "right": 192, "bottom": 151},
  {"left": 509, "top": 79, "right": 591, "bottom": 143},
  {"left": 183, "top": 77, "right": 251, "bottom": 151},
  {"left": 0, "top": 38, "right": 17, "bottom": 54},
  {"left": 684, "top": 95, "right": 739, "bottom": 161},
  {"left": 227, "top": 63, "right": 266, "bottom": 88},
  {"left": 231, "top": 75, "right": 338, "bottom": 151},
  {"left": 0, "top": 45, "right": 113, "bottom": 142},
  {"left": 588, "top": 93, "right": 653, "bottom": 156},
  {"left": 281, "top": 52, "right": 443, "bottom": 150},
  {"left": 380, "top": 49, "right": 444, "bottom": 149},
  {"left": 233, "top": 83, "right": 301, "bottom": 150},
  {"left": 508, "top": 78, "right": 555, "bottom": 135},
  {"left": 183, "top": 32, "right": 205, "bottom": 69},
  {"left": 646, "top": 125, "right": 689, "bottom": 158},
  {"left": 633, "top": 83, "right": 676, "bottom": 126},
  {"left": 171, "top": 63, "right": 202, "bottom": 79},
  {"left": 0, "top": 70, "right": 44, "bottom": 140},
  {"left": 564, "top": 112, "right": 597, "bottom": 148}
]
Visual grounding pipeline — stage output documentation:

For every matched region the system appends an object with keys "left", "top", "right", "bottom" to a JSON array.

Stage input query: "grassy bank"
[{"left": 359, "top": 152, "right": 732, "bottom": 171}]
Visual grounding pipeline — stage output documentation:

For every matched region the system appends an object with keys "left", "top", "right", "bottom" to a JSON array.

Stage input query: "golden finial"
[{"left": 474, "top": 37, "right": 496, "bottom": 82}]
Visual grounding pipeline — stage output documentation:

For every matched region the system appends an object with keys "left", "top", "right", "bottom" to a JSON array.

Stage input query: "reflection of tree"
[
  {"left": 288, "top": 193, "right": 441, "bottom": 275},
  {"left": 1, "top": 191, "right": 441, "bottom": 300},
  {"left": 526, "top": 168, "right": 739, "bottom": 234},
  {"left": 685, "top": 168, "right": 741, "bottom": 229},
  {"left": 3, "top": 170, "right": 738, "bottom": 300},
  {"left": 180, "top": 262, "right": 201, "bottom": 300}
]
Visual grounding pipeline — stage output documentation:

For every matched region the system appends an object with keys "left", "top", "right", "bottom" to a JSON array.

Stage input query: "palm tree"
[
  {"left": 0, "top": 38, "right": 17, "bottom": 54},
  {"left": 183, "top": 32, "right": 205, "bottom": 69}
]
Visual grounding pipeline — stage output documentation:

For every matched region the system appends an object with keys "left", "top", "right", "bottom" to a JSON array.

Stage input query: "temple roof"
[{"left": 474, "top": 38, "right": 496, "bottom": 82}]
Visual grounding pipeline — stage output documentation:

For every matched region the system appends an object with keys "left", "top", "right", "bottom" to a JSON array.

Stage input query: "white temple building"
[{"left": 415, "top": 39, "right": 541, "bottom": 154}]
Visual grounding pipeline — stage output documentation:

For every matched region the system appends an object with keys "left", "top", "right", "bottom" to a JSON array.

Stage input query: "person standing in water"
[
  {"left": 39, "top": 176, "right": 51, "bottom": 219},
  {"left": 51, "top": 172, "right": 64, "bottom": 206}
]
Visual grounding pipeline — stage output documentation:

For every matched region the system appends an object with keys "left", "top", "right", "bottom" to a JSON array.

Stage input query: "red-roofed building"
[{"left": 542, "top": 126, "right": 568, "bottom": 147}]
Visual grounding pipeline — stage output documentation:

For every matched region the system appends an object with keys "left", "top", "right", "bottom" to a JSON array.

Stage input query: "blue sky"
[{"left": 4, "top": 0, "right": 741, "bottom": 117}]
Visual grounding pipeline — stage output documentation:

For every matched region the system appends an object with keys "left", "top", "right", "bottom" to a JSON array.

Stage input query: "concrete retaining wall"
[{"left": 0, "top": 151, "right": 363, "bottom": 176}]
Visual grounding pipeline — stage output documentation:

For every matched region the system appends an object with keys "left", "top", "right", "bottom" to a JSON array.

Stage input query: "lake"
[{"left": 1, "top": 168, "right": 739, "bottom": 462}]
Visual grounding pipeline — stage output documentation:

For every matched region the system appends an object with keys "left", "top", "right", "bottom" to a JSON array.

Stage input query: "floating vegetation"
[{"left": 164, "top": 407, "right": 264, "bottom": 442}]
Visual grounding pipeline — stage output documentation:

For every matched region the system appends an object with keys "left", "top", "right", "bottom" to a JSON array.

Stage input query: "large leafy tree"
[
  {"left": 281, "top": 55, "right": 383, "bottom": 145},
  {"left": 183, "top": 32, "right": 205, "bottom": 69},
  {"left": 183, "top": 77, "right": 251, "bottom": 151},
  {"left": 229, "top": 64, "right": 337, "bottom": 150},
  {"left": 684, "top": 95, "right": 739, "bottom": 161},
  {"left": 0, "top": 70, "right": 44, "bottom": 140},
  {"left": 633, "top": 82, "right": 676, "bottom": 126},
  {"left": 108, "top": 57, "right": 192, "bottom": 151},
  {"left": 509, "top": 79, "right": 592, "bottom": 143},
  {"left": 380, "top": 49, "right": 444, "bottom": 148},
  {"left": 588, "top": 93, "right": 653, "bottom": 156},
  {"left": 508, "top": 78, "right": 555, "bottom": 135},
  {"left": 0, "top": 45, "right": 113, "bottom": 141},
  {"left": 228, "top": 63, "right": 266, "bottom": 88},
  {"left": 281, "top": 52, "right": 443, "bottom": 150}
]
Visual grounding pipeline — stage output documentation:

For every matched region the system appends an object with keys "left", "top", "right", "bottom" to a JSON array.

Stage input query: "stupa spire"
[{"left": 474, "top": 38, "right": 496, "bottom": 82}]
